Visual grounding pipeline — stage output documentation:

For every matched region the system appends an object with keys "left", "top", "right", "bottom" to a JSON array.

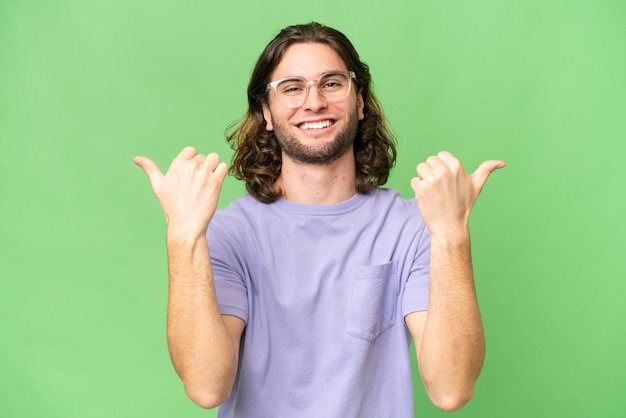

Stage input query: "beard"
[{"left": 270, "top": 106, "right": 360, "bottom": 166}]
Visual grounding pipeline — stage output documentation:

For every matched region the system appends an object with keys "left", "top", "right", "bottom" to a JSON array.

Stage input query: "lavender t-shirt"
[{"left": 208, "top": 188, "right": 431, "bottom": 418}]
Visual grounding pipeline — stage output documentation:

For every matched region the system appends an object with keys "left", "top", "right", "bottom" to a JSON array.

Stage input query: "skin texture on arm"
[
  {"left": 406, "top": 151, "right": 505, "bottom": 411},
  {"left": 134, "top": 147, "right": 245, "bottom": 409}
]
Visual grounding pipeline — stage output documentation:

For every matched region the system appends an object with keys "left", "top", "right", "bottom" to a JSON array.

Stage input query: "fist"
[
  {"left": 134, "top": 146, "right": 229, "bottom": 236},
  {"left": 410, "top": 151, "right": 505, "bottom": 236}
]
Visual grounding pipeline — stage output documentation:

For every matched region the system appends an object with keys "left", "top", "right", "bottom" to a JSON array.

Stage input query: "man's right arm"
[
  {"left": 166, "top": 232, "right": 245, "bottom": 408},
  {"left": 134, "top": 147, "right": 244, "bottom": 408}
]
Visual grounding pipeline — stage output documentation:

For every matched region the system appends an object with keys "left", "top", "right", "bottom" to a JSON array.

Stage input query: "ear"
[
  {"left": 356, "top": 93, "right": 365, "bottom": 120},
  {"left": 261, "top": 102, "right": 274, "bottom": 131}
]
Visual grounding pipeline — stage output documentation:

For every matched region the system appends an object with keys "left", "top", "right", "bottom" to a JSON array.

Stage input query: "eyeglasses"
[{"left": 266, "top": 70, "right": 356, "bottom": 108}]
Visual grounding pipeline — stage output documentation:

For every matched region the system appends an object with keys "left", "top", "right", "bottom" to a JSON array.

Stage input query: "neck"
[{"left": 276, "top": 151, "right": 357, "bottom": 205}]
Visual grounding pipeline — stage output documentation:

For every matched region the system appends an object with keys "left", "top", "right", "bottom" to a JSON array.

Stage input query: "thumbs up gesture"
[
  {"left": 133, "top": 146, "right": 228, "bottom": 239},
  {"left": 410, "top": 151, "right": 505, "bottom": 239}
]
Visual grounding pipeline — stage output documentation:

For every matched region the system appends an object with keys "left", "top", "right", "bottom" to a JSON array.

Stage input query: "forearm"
[
  {"left": 166, "top": 230, "right": 238, "bottom": 408},
  {"left": 417, "top": 229, "right": 485, "bottom": 409},
  {"left": 409, "top": 151, "right": 503, "bottom": 410}
]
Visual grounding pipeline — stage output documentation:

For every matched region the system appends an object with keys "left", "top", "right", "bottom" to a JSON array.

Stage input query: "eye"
[
  {"left": 277, "top": 79, "right": 306, "bottom": 95},
  {"left": 320, "top": 74, "right": 347, "bottom": 91}
]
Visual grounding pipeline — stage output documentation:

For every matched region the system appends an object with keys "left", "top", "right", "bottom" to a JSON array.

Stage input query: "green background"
[{"left": 1, "top": 0, "right": 625, "bottom": 417}]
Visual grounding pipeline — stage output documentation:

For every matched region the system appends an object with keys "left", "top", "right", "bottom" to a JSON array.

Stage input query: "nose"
[{"left": 302, "top": 80, "right": 327, "bottom": 112}]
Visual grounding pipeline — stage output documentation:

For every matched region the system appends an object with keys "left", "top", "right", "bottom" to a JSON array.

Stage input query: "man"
[{"left": 134, "top": 22, "right": 505, "bottom": 418}]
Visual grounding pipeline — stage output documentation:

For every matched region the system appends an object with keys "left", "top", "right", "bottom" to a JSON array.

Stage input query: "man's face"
[{"left": 262, "top": 42, "right": 365, "bottom": 165}]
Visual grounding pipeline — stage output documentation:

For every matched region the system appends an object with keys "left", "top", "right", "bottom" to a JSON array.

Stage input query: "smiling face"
[{"left": 262, "top": 42, "right": 365, "bottom": 166}]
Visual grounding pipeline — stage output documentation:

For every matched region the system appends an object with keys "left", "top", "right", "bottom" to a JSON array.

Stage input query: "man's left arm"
[{"left": 405, "top": 151, "right": 505, "bottom": 412}]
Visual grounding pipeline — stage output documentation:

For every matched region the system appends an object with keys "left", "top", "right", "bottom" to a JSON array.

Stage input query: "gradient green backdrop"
[{"left": 1, "top": 1, "right": 625, "bottom": 417}]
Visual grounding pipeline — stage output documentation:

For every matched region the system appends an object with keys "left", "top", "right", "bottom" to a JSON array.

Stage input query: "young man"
[{"left": 134, "top": 22, "right": 505, "bottom": 418}]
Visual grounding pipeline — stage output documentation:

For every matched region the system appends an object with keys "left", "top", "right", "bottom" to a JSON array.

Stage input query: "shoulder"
[
  {"left": 366, "top": 188, "right": 419, "bottom": 214},
  {"left": 207, "top": 194, "right": 273, "bottom": 257},
  {"left": 210, "top": 193, "right": 287, "bottom": 240},
  {"left": 214, "top": 194, "right": 269, "bottom": 219}
]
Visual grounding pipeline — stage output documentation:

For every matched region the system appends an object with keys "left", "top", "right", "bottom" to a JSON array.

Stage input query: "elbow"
[
  {"left": 176, "top": 359, "right": 238, "bottom": 409},
  {"left": 425, "top": 382, "right": 475, "bottom": 412},
  {"left": 184, "top": 384, "right": 232, "bottom": 410},
  {"left": 431, "top": 392, "right": 473, "bottom": 412}
]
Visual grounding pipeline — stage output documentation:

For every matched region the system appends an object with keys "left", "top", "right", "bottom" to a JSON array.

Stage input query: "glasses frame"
[{"left": 266, "top": 70, "right": 357, "bottom": 108}]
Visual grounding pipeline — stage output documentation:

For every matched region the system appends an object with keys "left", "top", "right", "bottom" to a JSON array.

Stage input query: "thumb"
[
  {"left": 470, "top": 160, "right": 506, "bottom": 192},
  {"left": 133, "top": 156, "right": 164, "bottom": 193}
]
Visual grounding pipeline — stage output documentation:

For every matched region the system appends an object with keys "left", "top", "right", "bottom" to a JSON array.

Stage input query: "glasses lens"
[
  {"left": 276, "top": 78, "right": 307, "bottom": 108},
  {"left": 318, "top": 72, "right": 351, "bottom": 101},
  {"left": 274, "top": 72, "right": 352, "bottom": 108}
]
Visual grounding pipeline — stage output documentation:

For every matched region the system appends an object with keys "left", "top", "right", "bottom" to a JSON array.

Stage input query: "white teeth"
[{"left": 299, "top": 120, "right": 333, "bottom": 130}]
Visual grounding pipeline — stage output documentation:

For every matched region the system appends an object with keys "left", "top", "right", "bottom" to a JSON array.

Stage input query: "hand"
[
  {"left": 133, "top": 146, "right": 228, "bottom": 238},
  {"left": 410, "top": 151, "right": 505, "bottom": 238}
]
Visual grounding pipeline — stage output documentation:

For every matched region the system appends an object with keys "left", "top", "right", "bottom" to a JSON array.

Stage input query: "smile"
[{"left": 298, "top": 120, "right": 335, "bottom": 130}]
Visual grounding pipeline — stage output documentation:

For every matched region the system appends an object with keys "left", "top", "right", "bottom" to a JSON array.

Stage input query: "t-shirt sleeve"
[
  {"left": 401, "top": 224, "right": 431, "bottom": 317},
  {"left": 207, "top": 218, "right": 249, "bottom": 324}
]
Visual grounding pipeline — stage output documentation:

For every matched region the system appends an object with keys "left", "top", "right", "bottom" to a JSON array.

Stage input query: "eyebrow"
[{"left": 272, "top": 70, "right": 347, "bottom": 81}]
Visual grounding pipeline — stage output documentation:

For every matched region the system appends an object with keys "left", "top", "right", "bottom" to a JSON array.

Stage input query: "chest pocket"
[{"left": 346, "top": 261, "right": 399, "bottom": 342}]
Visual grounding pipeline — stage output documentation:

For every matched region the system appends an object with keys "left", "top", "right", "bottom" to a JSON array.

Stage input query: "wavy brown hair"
[{"left": 227, "top": 22, "right": 397, "bottom": 203}]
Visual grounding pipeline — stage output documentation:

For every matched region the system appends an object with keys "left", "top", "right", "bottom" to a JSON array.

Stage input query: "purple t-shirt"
[{"left": 208, "top": 188, "right": 431, "bottom": 418}]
